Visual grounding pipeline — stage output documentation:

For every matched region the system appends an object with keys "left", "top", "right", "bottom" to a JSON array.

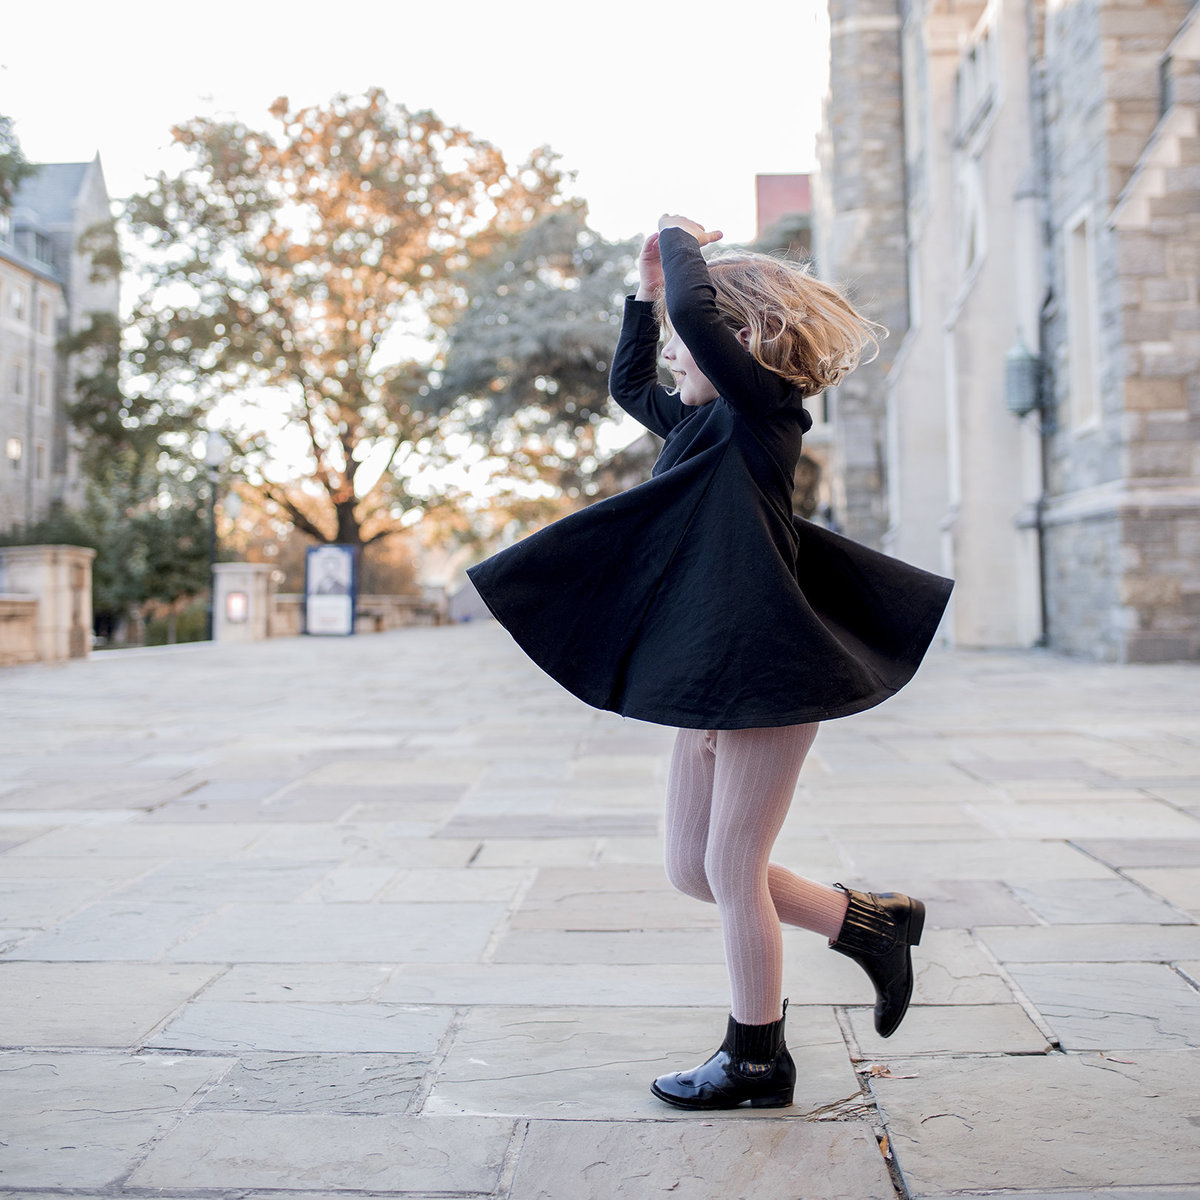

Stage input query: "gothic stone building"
[
  {"left": 0, "top": 155, "right": 116, "bottom": 533},
  {"left": 816, "top": 0, "right": 1200, "bottom": 660}
]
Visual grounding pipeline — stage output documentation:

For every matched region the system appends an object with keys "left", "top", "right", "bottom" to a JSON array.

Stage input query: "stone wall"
[
  {"left": 1041, "top": 0, "right": 1125, "bottom": 495},
  {"left": 1042, "top": 507, "right": 1125, "bottom": 659},
  {"left": 1041, "top": 0, "right": 1200, "bottom": 660},
  {"left": 819, "top": 0, "right": 1199, "bottom": 658},
  {"left": 1122, "top": 502, "right": 1200, "bottom": 660}
]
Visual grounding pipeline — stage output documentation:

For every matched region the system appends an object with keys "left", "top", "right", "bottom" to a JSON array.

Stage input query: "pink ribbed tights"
[{"left": 665, "top": 723, "right": 849, "bottom": 1026}]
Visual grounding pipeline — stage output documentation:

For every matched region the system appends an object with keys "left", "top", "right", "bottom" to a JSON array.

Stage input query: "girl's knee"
[
  {"left": 665, "top": 856, "right": 715, "bottom": 904},
  {"left": 704, "top": 843, "right": 761, "bottom": 909}
]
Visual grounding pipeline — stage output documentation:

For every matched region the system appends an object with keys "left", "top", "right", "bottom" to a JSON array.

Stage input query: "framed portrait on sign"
[{"left": 304, "top": 545, "right": 357, "bottom": 636}]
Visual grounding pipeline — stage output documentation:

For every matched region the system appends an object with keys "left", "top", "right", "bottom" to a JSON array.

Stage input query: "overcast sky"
[{"left": 1, "top": 0, "right": 829, "bottom": 244}]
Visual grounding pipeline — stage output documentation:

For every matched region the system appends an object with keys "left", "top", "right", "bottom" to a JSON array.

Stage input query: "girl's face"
[{"left": 662, "top": 332, "right": 718, "bottom": 407}]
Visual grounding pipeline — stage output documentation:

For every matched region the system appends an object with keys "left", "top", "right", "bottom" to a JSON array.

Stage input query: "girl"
[{"left": 468, "top": 215, "right": 952, "bottom": 1110}]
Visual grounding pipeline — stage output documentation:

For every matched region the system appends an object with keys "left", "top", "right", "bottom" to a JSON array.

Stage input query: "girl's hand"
[
  {"left": 635, "top": 232, "right": 664, "bottom": 301},
  {"left": 657, "top": 214, "right": 724, "bottom": 247}
]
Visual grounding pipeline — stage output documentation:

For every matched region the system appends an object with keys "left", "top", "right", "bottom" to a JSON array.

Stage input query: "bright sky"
[
  {"left": 2, "top": 0, "right": 831, "bottom": 512},
  {"left": 0, "top": 0, "right": 829, "bottom": 245}
]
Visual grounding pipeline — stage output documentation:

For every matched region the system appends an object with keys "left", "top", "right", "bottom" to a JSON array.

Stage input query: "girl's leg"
[
  {"left": 705, "top": 723, "right": 848, "bottom": 1025},
  {"left": 768, "top": 867, "right": 849, "bottom": 938},
  {"left": 663, "top": 728, "right": 718, "bottom": 904},
  {"left": 651, "top": 721, "right": 923, "bottom": 1107}
]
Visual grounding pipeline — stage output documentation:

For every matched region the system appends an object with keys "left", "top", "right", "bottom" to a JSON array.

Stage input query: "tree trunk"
[{"left": 334, "top": 501, "right": 362, "bottom": 547}]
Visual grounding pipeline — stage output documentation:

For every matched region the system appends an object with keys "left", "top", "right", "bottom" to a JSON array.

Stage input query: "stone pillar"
[
  {"left": 0, "top": 544, "right": 94, "bottom": 662},
  {"left": 213, "top": 563, "right": 277, "bottom": 643},
  {"left": 820, "top": 0, "right": 911, "bottom": 548}
]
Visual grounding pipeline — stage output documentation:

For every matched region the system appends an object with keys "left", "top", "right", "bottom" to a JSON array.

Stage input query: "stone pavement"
[{"left": 1, "top": 623, "right": 1199, "bottom": 1199}]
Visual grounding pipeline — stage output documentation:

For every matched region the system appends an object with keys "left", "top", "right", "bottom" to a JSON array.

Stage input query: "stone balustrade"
[
  {"left": 0, "top": 545, "right": 94, "bottom": 666},
  {"left": 0, "top": 594, "right": 39, "bottom": 666},
  {"left": 271, "top": 592, "right": 445, "bottom": 637}
]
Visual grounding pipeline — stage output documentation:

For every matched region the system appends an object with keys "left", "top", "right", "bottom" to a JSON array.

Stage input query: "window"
[
  {"left": 37, "top": 371, "right": 48, "bottom": 408},
  {"left": 35, "top": 443, "right": 46, "bottom": 480},
  {"left": 957, "top": 158, "right": 986, "bottom": 275},
  {"left": 6, "top": 437, "right": 22, "bottom": 470},
  {"left": 10, "top": 287, "right": 26, "bottom": 322},
  {"left": 1065, "top": 210, "right": 1100, "bottom": 430},
  {"left": 11, "top": 361, "right": 24, "bottom": 396},
  {"left": 954, "top": 18, "right": 998, "bottom": 142},
  {"left": 38, "top": 299, "right": 51, "bottom": 336}
]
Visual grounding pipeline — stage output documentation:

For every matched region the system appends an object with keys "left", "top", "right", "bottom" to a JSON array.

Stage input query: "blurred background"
[{"left": 1, "top": 0, "right": 1197, "bottom": 665}]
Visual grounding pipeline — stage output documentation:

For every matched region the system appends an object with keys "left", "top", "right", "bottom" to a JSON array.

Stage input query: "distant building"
[
  {"left": 816, "top": 0, "right": 1200, "bottom": 661},
  {"left": 0, "top": 155, "right": 117, "bottom": 533},
  {"left": 755, "top": 174, "right": 814, "bottom": 258}
]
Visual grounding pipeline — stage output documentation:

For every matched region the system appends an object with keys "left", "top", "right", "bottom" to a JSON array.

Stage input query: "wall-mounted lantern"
[{"left": 1005, "top": 332, "right": 1043, "bottom": 418}]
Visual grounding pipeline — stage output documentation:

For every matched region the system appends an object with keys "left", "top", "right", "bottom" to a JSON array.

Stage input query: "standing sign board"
[{"left": 304, "top": 545, "right": 357, "bottom": 636}]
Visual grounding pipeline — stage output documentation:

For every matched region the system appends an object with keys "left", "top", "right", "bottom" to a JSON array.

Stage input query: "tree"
[
  {"left": 123, "top": 89, "right": 566, "bottom": 548},
  {"left": 0, "top": 447, "right": 210, "bottom": 644},
  {"left": 0, "top": 114, "right": 37, "bottom": 212},
  {"left": 224, "top": 485, "right": 421, "bottom": 595},
  {"left": 435, "top": 206, "right": 638, "bottom": 508}
]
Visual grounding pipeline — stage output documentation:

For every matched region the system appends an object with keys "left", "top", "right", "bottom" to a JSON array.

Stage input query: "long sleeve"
[
  {"left": 659, "top": 227, "right": 811, "bottom": 430},
  {"left": 608, "top": 296, "right": 687, "bottom": 439}
]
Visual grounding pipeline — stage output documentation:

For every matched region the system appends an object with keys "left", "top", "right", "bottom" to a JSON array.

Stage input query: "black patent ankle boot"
[
  {"left": 830, "top": 885, "right": 925, "bottom": 1038},
  {"left": 650, "top": 1001, "right": 796, "bottom": 1110}
]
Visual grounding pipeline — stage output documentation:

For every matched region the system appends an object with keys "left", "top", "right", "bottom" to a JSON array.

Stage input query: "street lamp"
[{"left": 204, "top": 432, "right": 226, "bottom": 641}]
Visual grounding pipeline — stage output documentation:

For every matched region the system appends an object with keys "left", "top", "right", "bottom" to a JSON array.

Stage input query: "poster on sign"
[{"left": 304, "top": 545, "right": 357, "bottom": 636}]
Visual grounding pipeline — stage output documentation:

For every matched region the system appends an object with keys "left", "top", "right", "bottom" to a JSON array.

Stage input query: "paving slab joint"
[
  {"left": 495, "top": 1116, "right": 532, "bottom": 1200},
  {"left": 1172, "top": 961, "right": 1200, "bottom": 994},
  {"left": 1114, "top": 864, "right": 1200, "bottom": 924},
  {"left": 1070, "top": 838, "right": 1200, "bottom": 924},
  {"left": 969, "top": 931, "right": 1063, "bottom": 1049},
  {"left": 134, "top": 965, "right": 233, "bottom": 1052},
  {"left": 111, "top": 1050, "right": 239, "bottom": 1190},
  {"left": 833, "top": 1003, "right": 865, "bottom": 1060},
  {"left": 409, "top": 1003, "right": 470, "bottom": 1115},
  {"left": 479, "top": 866, "right": 541, "bottom": 964},
  {"left": 878, "top": 1122, "right": 914, "bottom": 1200}
]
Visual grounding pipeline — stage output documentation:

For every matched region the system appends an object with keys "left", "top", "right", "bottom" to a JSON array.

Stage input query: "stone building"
[
  {"left": 816, "top": 0, "right": 1200, "bottom": 660},
  {"left": 0, "top": 155, "right": 116, "bottom": 533}
]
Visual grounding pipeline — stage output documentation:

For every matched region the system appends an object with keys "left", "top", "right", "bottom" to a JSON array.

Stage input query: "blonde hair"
[{"left": 656, "top": 251, "right": 884, "bottom": 397}]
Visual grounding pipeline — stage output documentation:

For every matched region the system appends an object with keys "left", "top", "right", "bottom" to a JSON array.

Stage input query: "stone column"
[
  {"left": 213, "top": 563, "right": 278, "bottom": 643},
  {"left": 820, "top": 0, "right": 911, "bottom": 548}
]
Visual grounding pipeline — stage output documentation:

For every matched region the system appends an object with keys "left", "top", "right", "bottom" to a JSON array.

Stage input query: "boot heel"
[
  {"left": 908, "top": 899, "right": 926, "bottom": 946},
  {"left": 749, "top": 1089, "right": 794, "bottom": 1108}
]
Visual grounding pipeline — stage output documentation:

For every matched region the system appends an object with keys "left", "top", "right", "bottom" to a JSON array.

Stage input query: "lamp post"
[{"left": 203, "top": 432, "right": 226, "bottom": 641}]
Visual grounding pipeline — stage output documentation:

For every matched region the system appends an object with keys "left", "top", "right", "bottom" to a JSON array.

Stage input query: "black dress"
[{"left": 467, "top": 228, "right": 953, "bottom": 730}]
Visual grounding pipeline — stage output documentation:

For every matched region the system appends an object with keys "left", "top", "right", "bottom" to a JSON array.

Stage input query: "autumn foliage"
[{"left": 124, "top": 89, "right": 568, "bottom": 546}]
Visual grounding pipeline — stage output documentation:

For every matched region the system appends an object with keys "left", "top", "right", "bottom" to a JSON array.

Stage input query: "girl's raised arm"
[
  {"left": 658, "top": 224, "right": 798, "bottom": 420},
  {"left": 608, "top": 234, "right": 687, "bottom": 437}
]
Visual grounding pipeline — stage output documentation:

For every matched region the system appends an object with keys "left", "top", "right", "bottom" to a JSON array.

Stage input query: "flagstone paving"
[{"left": 1, "top": 623, "right": 1199, "bottom": 1198}]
